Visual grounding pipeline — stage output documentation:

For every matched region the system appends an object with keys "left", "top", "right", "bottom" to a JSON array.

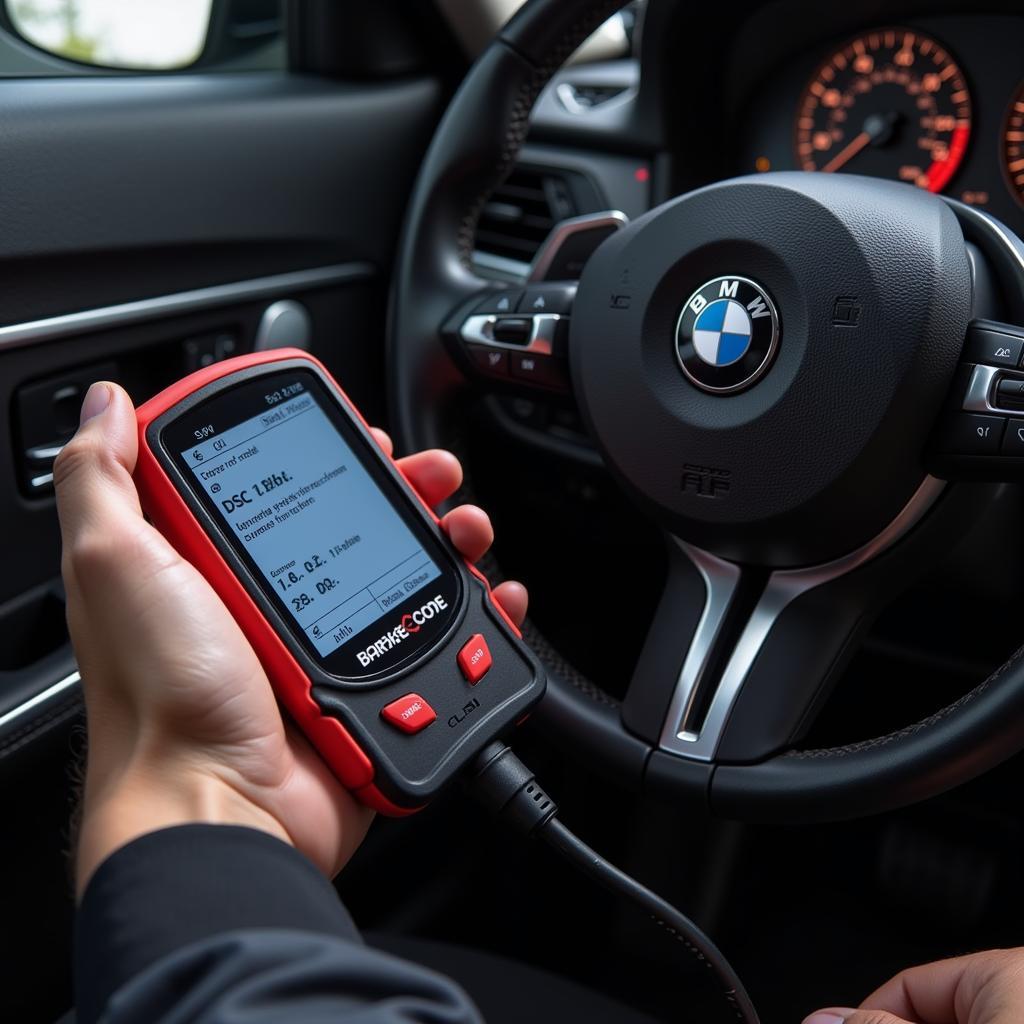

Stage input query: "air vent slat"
[
  {"left": 474, "top": 231, "right": 544, "bottom": 258},
  {"left": 492, "top": 183, "right": 549, "bottom": 202},
  {"left": 474, "top": 168, "right": 578, "bottom": 269}
]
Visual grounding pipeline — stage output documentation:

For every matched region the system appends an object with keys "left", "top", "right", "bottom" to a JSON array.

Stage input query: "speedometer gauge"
[
  {"left": 795, "top": 28, "right": 971, "bottom": 193},
  {"left": 1002, "top": 83, "right": 1024, "bottom": 205}
]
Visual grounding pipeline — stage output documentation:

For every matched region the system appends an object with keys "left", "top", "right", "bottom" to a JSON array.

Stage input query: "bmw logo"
[{"left": 675, "top": 276, "right": 780, "bottom": 394}]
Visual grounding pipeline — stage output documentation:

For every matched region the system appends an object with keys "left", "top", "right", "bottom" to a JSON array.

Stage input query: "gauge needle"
[
  {"left": 822, "top": 131, "right": 872, "bottom": 173},
  {"left": 822, "top": 112, "right": 902, "bottom": 174}
]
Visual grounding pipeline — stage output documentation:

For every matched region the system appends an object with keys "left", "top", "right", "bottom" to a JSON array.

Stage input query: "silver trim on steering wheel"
[
  {"left": 659, "top": 475, "right": 948, "bottom": 761},
  {"left": 528, "top": 210, "right": 628, "bottom": 282}
]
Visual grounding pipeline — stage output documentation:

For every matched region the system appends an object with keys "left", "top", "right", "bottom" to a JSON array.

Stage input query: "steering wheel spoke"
[{"left": 626, "top": 474, "right": 965, "bottom": 769}]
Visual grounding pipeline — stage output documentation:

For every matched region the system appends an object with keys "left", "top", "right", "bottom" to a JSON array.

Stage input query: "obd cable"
[{"left": 469, "top": 742, "right": 760, "bottom": 1024}]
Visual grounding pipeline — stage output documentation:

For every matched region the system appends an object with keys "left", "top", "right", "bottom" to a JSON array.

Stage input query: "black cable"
[
  {"left": 538, "top": 818, "right": 758, "bottom": 1023},
  {"left": 468, "top": 742, "right": 759, "bottom": 1024}
]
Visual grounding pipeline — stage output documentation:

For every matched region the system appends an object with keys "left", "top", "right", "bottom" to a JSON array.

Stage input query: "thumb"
[
  {"left": 53, "top": 381, "right": 143, "bottom": 549},
  {"left": 805, "top": 1011, "right": 911, "bottom": 1024}
]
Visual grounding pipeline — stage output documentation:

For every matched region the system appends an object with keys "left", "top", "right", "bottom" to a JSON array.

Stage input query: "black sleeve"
[{"left": 75, "top": 824, "right": 483, "bottom": 1024}]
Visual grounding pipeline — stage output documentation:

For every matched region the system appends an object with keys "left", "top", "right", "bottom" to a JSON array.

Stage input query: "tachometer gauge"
[
  {"left": 795, "top": 27, "right": 971, "bottom": 193},
  {"left": 1002, "top": 83, "right": 1024, "bottom": 205}
]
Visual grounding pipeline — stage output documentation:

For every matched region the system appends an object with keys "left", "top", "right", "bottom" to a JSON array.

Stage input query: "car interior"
[{"left": 8, "top": 1, "right": 1024, "bottom": 1021}]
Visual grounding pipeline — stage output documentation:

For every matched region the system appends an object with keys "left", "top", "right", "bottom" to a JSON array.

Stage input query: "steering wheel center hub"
[
  {"left": 675, "top": 275, "right": 781, "bottom": 393},
  {"left": 571, "top": 172, "right": 971, "bottom": 566}
]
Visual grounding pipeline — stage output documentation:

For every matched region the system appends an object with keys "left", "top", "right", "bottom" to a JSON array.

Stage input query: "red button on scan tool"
[
  {"left": 381, "top": 693, "right": 436, "bottom": 734},
  {"left": 457, "top": 634, "right": 493, "bottom": 684}
]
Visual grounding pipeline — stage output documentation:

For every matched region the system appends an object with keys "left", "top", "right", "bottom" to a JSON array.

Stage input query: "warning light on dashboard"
[
  {"left": 961, "top": 190, "right": 989, "bottom": 206},
  {"left": 634, "top": 166, "right": 650, "bottom": 183},
  {"left": 755, "top": 156, "right": 771, "bottom": 172}
]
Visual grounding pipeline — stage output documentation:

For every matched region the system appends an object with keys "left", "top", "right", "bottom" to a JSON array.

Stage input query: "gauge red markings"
[{"left": 796, "top": 27, "right": 971, "bottom": 194}]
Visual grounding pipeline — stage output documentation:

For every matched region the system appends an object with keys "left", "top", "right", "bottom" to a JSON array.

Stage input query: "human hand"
[
  {"left": 804, "top": 948, "right": 1024, "bottom": 1024},
  {"left": 56, "top": 381, "right": 528, "bottom": 894}
]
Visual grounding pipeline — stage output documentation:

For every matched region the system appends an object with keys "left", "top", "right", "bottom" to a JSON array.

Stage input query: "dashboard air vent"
[{"left": 474, "top": 168, "right": 579, "bottom": 269}]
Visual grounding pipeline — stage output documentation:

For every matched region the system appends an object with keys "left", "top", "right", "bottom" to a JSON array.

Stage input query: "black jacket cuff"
[{"left": 75, "top": 824, "right": 358, "bottom": 1024}]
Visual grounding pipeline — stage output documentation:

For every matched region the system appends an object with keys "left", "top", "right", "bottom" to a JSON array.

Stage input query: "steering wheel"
[{"left": 389, "top": 0, "right": 1024, "bottom": 822}]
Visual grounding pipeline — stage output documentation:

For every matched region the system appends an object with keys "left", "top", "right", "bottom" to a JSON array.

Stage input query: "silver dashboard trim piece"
[
  {"left": 0, "top": 670, "right": 80, "bottom": 732},
  {"left": 659, "top": 475, "right": 948, "bottom": 762},
  {"left": 529, "top": 210, "right": 628, "bottom": 283},
  {"left": 554, "top": 82, "right": 638, "bottom": 116},
  {"left": 26, "top": 443, "right": 66, "bottom": 462},
  {"left": 0, "top": 263, "right": 374, "bottom": 354}
]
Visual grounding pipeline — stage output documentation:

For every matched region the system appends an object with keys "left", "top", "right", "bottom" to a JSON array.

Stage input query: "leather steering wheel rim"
[{"left": 387, "top": 0, "right": 1024, "bottom": 822}]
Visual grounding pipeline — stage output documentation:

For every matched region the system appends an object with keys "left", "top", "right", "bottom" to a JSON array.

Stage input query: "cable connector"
[{"left": 468, "top": 741, "right": 558, "bottom": 834}]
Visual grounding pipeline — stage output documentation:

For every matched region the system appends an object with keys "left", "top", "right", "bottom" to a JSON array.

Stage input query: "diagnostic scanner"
[{"left": 134, "top": 349, "right": 545, "bottom": 814}]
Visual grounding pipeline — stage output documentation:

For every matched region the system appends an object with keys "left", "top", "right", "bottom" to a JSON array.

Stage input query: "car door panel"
[
  {"left": 0, "top": 74, "right": 439, "bottom": 320},
  {"left": 0, "top": 71, "right": 442, "bottom": 774}
]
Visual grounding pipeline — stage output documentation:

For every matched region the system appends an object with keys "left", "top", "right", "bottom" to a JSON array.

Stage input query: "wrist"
[{"left": 76, "top": 760, "right": 292, "bottom": 897}]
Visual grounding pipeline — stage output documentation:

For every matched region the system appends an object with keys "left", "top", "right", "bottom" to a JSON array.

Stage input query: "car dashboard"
[{"left": 731, "top": 9, "right": 1024, "bottom": 236}]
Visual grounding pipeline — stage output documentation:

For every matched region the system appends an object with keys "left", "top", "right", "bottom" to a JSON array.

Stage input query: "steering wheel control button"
[
  {"left": 510, "top": 351, "right": 567, "bottom": 390},
  {"left": 944, "top": 414, "right": 1005, "bottom": 454},
  {"left": 468, "top": 345, "right": 508, "bottom": 377},
  {"left": 474, "top": 290, "right": 523, "bottom": 314},
  {"left": 675, "top": 276, "right": 780, "bottom": 394},
  {"left": 492, "top": 317, "right": 533, "bottom": 345},
  {"left": 457, "top": 634, "right": 493, "bottom": 684},
  {"left": 995, "top": 378, "right": 1024, "bottom": 410},
  {"left": 517, "top": 284, "right": 575, "bottom": 315},
  {"left": 964, "top": 321, "right": 1024, "bottom": 368},
  {"left": 1002, "top": 420, "right": 1024, "bottom": 456},
  {"left": 530, "top": 313, "right": 568, "bottom": 357},
  {"left": 381, "top": 693, "right": 437, "bottom": 734}
]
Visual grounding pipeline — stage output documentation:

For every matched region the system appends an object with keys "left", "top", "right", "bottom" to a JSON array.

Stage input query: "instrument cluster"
[{"left": 739, "top": 14, "right": 1024, "bottom": 230}]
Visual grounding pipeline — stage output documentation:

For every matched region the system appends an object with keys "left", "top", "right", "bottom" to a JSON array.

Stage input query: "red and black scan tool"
[{"left": 134, "top": 349, "right": 544, "bottom": 813}]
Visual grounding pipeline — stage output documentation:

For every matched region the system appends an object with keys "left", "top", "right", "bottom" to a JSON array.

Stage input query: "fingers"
[
  {"left": 492, "top": 580, "right": 528, "bottom": 627},
  {"left": 440, "top": 505, "right": 529, "bottom": 625},
  {"left": 396, "top": 449, "right": 463, "bottom": 508},
  {"left": 366, "top": 430, "right": 529, "bottom": 624},
  {"left": 862, "top": 949, "right": 1024, "bottom": 1024},
  {"left": 442, "top": 504, "right": 493, "bottom": 562},
  {"left": 805, "top": 948, "right": 1024, "bottom": 1024},
  {"left": 854, "top": 956, "right": 975, "bottom": 1022},
  {"left": 804, "top": 1011, "right": 909, "bottom": 1024},
  {"left": 53, "top": 381, "right": 143, "bottom": 548},
  {"left": 369, "top": 427, "right": 393, "bottom": 457},
  {"left": 368, "top": 427, "right": 462, "bottom": 508}
]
